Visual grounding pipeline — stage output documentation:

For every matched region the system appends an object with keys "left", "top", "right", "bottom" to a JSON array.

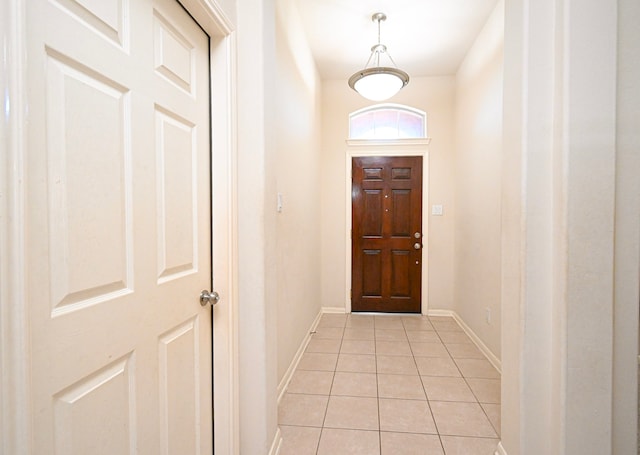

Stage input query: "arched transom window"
[{"left": 349, "top": 104, "right": 427, "bottom": 140}]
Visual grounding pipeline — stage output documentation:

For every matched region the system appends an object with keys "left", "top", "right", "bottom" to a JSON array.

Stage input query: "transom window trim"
[
  {"left": 348, "top": 104, "right": 427, "bottom": 140},
  {"left": 346, "top": 137, "right": 431, "bottom": 147}
]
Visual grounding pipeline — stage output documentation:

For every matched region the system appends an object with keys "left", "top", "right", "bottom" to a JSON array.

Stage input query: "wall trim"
[
  {"left": 180, "top": 0, "right": 234, "bottom": 35},
  {"left": 427, "top": 309, "right": 502, "bottom": 373},
  {"left": 268, "top": 427, "right": 282, "bottom": 455},
  {"left": 207, "top": 31, "right": 240, "bottom": 455},
  {"left": 345, "top": 146, "right": 430, "bottom": 315},
  {"left": 346, "top": 138, "right": 432, "bottom": 147},
  {"left": 180, "top": 3, "right": 238, "bottom": 453},
  {"left": 321, "top": 306, "right": 347, "bottom": 314},
  {"left": 494, "top": 441, "right": 508, "bottom": 455},
  {"left": 1, "top": 1, "right": 31, "bottom": 453},
  {"left": 276, "top": 311, "right": 323, "bottom": 404}
]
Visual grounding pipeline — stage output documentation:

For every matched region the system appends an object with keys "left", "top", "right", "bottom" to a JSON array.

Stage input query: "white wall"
[
  {"left": 453, "top": 1, "right": 504, "bottom": 360},
  {"left": 236, "top": 0, "right": 279, "bottom": 452},
  {"left": 612, "top": 0, "right": 640, "bottom": 451},
  {"left": 235, "top": 0, "right": 323, "bottom": 452},
  {"left": 274, "top": 0, "right": 323, "bottom": 382},
  {"left": 321, "top": 77, "right": 456, "bottom": 312},
  {"left": 501, "top": 0, "right": 640, "bottom": 453}
]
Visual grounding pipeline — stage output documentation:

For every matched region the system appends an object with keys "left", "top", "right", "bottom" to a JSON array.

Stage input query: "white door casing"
[
  {"left": 345, "top": 140, "right": 431, "bottom": 315},
  {"left": 24, "top": 0, "right": 213, "bottom": 453}
]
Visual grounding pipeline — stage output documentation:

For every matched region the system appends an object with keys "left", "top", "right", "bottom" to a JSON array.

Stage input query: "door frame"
[
  {"left": 0, "top": 1, "right": 240, "bottom": 453},
  {"left": 345, "top": 139, "right": 431, "bottom": 315}
]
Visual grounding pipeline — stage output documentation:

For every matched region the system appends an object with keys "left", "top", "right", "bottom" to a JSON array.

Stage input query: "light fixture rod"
[{"left": 372, "top": 12, "right": 386, "bottom": 46}]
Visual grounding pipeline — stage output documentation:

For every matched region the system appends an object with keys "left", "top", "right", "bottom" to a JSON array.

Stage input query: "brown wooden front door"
[{"left": 352, "top": 156, "right": 423, "bottom": 313}]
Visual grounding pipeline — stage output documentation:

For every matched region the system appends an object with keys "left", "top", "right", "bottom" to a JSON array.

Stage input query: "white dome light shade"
[
  {"left": 349, "top": 67, "right": 409, "bottom": 101},
  {"left": 348, "top": 13, "right": 410, "bottom": 102}
]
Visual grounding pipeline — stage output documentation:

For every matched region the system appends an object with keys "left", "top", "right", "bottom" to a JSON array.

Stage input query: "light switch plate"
[
  {"left": 277, "top": 193, "right": 283, "bottom": 213},
  {"left": 431, "top": 204, "right": 444, "bottom": 216}
]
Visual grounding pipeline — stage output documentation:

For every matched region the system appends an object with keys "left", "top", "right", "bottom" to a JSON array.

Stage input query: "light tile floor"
[{"left": 278, "top": 313, "right": 501, "bottom": 455}]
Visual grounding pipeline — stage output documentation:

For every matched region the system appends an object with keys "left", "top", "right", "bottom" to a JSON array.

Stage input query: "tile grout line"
[
  {"left": 315, "top": 318, "right": 346, "bottom": 455},
  {"left": 374, "top": 316, "right": 383, "bottom": 455},
  {"left": 437, "top": 317, "right": 501, "bottom": 441},
  {"left": 407, "top": 317, "right": 448, "bottom": 454},
  {"left": 435, "top": 317, "right": 501, "bottom": 445},
  {"left": 431, "top": 318, "right": 476, "bottom": 454}
]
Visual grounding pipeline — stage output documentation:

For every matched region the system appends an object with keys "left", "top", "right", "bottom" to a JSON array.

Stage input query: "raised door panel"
[
  {"left": 361, "top": 190, "right": 384, "bottom": 237},
  {"left": 159, "top": 318, "right": 200, "bottom": 455},
  {"left": 53, "top": 354, "right": 136, "bottom": 455},
  {"left": 153, "top": 9, "right": 195, "bottom": 94},
  {"left": 155, "top": 107, "right": 198, "bottom": 283},
  {"left": 390, "top": 189, "right": 412, "bottom": 238},
  {"left": 390, "top": 250, "right": 411, "bottom": 298},
  {"left": 362, "top": 249, "right": 383, "bottom": 297},
  {"left": 50, "top": 0, "right": 129, "bottom": 47},
  {"left": 45, "top": 49, "right": 134, "bottom": 316}
]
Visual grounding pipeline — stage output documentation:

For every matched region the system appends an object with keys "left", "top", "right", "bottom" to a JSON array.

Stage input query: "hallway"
[{"left": 278, "top": 313, "right": 501, "bottom": 454}]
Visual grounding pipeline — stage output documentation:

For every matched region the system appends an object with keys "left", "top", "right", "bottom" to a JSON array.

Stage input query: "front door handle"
[
  {"left": 200, "top": 290, "right": 220, "bottom": 307},
  {"left": 414, "top": 243, "right": 422, "bottom": 250}
]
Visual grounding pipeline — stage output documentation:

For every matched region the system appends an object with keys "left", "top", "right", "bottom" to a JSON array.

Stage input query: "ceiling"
[{"left": 294, "top": 0, "right": 499, "bottom": 80}]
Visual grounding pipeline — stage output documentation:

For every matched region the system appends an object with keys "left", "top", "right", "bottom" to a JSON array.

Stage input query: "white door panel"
[{"left": 27, "top": 0, "right": 212, "bottom": 453}]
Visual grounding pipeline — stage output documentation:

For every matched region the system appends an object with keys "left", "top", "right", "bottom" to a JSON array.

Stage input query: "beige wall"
[
  {"left": 215, "top": 0, "right": 236, "bottom": 24},
  {"left": 613, "top": 1, "right": 640, "bottom": 452},
  {"left": 274, "top": 0, "right": 323, "bottom": 382},
  {"left": 501, "top": 0, "right": 639, "bottom": 453},
  {"left": 217, "top": 0, "right": 325, "bottom": 450},
  {"left": 320, "top": 77, "right": 456, "bottom": 312},
  {"left": 453, "top": 1, "right": 504, "bottom": 360},
  {"left": 236, "top": 0, "right": 278, "bottom": 452}
]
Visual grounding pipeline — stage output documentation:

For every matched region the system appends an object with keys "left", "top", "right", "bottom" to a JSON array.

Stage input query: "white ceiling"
[{"left": 294, "top": 0, "right": 498, "bottom": 80}]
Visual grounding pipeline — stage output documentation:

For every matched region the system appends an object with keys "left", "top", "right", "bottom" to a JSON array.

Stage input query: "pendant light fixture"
[{"left": 348, "top": 12, "right": 410, "bottom": 101}]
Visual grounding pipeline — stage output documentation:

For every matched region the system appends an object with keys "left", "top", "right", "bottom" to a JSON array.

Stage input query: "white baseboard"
[
  {"left": 430, "top": 309, "right": 504, "bottom": 453},
  {"left": 321, "top": 306, "right": 346, "bottom": 314},
  {"left": 427, "top": 309, "right": 455, "bottom": 318},
  {"left": 276, "top": 311, "right": 323, "bottom": 404},
  {"left": 268, "top": 427, "right": 282, "bottom": 455},
  {"left": 274, "top": 308, "right": 339, "bottom": 454},
  {"left": 427, "top": 309, "right": 502, "bottom": 374}
]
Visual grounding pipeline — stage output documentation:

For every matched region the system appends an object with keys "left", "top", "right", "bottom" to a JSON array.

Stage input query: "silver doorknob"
[
  {"left": 200, "top": 290, "right": 220, "bottom": 306},
  {"left": 414, "top": 243, "right": 422, "bottom": 250}
]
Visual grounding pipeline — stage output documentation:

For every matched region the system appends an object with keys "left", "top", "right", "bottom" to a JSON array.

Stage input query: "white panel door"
[{"left": 26, "top": 0, "right": 212, "bottom": 453}]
